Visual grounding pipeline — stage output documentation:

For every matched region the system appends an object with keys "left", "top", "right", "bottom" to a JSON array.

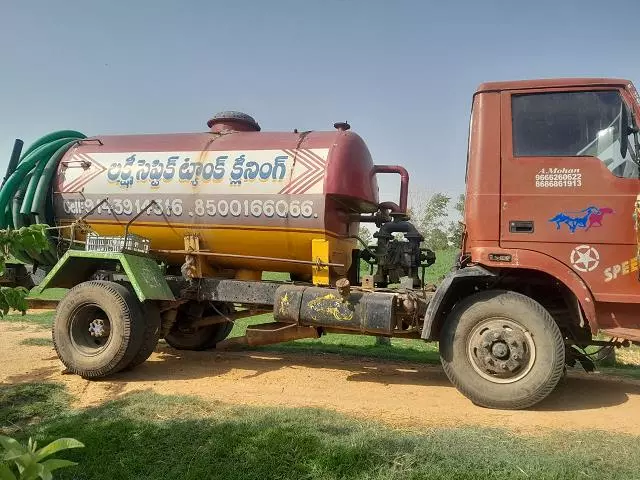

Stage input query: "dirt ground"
[{"left": 2, "top": 321, "right": 640, "bottom": 435}]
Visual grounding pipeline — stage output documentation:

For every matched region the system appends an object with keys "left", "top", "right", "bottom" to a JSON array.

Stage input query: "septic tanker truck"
[{"left": 3, "top": 76, "right": 640, "bottom": 410}]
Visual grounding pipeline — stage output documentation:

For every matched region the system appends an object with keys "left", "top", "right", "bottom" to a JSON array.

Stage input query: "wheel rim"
[
  {"left": 68, "top": 303, "right": 112, "bottom": 356},
  {"left": 466, "top": 317, "right": 536, "bottom": 384}
]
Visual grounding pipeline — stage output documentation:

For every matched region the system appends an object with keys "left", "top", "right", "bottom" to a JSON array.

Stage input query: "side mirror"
[{"left": 619, "top": 104, "right": 630, "bottom": 158}]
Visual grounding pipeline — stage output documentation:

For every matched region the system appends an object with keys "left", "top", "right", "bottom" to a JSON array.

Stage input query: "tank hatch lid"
[{"left": 207, "top": 111, "right": 261, "bottom": 132}]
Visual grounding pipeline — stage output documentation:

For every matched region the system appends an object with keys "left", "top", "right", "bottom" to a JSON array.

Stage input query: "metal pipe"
[
  {"left": 150, "top": 248, "right": 344, "bottom": 268},
  {"left": 69, "top": 198, "right": 112, "bottom": 247},
  {"left": 124, "top": 199, "right": 159, "bottom": 239},
  {"left": 217, "top": 322, "right": 320, "bottom": 349},
  {"left": 372, "top": 165, "right": 409, "bottom": 213},
  {"left": 78, "top": 198, "right": 111, "bottom": 222},
  {"left": 352, "top": 215, "right": 378, "bottom": 223},
  {"left": 376, "top": 220, "right": 423, "bottom": 240},
  {"left": 77, "top": 138, "right": 103, "bottom": 146}
]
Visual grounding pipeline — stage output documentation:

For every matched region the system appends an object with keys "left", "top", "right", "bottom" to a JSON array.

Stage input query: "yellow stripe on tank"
[{"left": 58, "top": 220, "right": 355, "bottom": 277}]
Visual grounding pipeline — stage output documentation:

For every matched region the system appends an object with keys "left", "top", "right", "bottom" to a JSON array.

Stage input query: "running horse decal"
[{"left": 549, "top": 206, "right": 614, "bottom": 233}]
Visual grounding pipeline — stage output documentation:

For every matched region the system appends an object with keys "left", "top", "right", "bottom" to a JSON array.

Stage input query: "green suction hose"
[
  {"left": 1, "top": 130, "right": 87, "bottom": 266},
  {"left": 20, "top": 138, "right": 78, "bottom": 216},
  {"left": 13, "top": 171, "right": 32, "bottom": 229},
  {"left": 12, "top": 171, "right": 48, "bottom": 265},
  {"left": 18, "top": 130, "right": 84, "bottom": 165},
  {"left": 32, "top": 141, "right": 81, "bottom": 224}
]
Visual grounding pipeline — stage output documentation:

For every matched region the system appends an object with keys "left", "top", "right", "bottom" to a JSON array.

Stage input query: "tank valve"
[
  {"left": 335, "top": 278, "right": 351, "bottom": 300},
  {"left": 333, "top": 121, "right": 350, "bottom": 131}
]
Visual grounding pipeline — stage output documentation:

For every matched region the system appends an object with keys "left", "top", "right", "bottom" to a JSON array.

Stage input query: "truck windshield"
[
  {"left": 577, "top": 103, "right": 640, "bottom": 178},
  {"left": 512, "top": 90, "right": 640, "bottom": 178}
]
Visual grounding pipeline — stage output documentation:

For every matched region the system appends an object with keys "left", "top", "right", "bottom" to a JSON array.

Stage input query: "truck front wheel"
[
  {"left": 52, "top": 281, "right": 145, "bottom": 378},
  {"left": 439, "top": 290, "right": 565, "bottom": 410}
]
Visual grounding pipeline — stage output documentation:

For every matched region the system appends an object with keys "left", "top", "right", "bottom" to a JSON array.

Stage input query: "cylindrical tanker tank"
[{"left": 52, "top": 112, "right": 388, "bottom": 279}]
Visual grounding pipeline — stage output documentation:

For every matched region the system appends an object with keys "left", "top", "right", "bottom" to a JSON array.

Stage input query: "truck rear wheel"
[
  {"left": 52, "top": 281, "right": 145, "bottom": 378},
  {"left": 439, "top": 290, "right": 565, "bottom": 410},
  {"left": 164, "top": 302, "right": 234, "bottom": 351},
  {"left": 126, "top": 301, "right": 162, "bottom": 369}
]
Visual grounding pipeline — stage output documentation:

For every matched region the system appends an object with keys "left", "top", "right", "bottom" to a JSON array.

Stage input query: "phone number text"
[
  {"left": 535, "top": 173, "right": 582, "bottom": 188},
  {"left": 62, "top": 198, "right": 318, "bottom": 219}
]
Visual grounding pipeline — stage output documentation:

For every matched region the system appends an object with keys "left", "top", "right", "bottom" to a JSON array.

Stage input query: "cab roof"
[{"left": 476, "top": 78, "right": 631, "bottom": 93}]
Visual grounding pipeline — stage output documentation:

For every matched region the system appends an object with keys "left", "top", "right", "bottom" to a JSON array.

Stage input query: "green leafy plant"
[
  {"left": 0, "top": 225, "right": 49, "bottom": 315},
  {"left": 0, "top": 435, "right": 83, "bottom": 480}
]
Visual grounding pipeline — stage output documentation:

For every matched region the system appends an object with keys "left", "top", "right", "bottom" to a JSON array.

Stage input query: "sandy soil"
[{"left": 2, "top": 321, "right": 640, "bottom": 435}]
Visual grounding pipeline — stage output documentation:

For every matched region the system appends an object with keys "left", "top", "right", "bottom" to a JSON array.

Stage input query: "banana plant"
[{"left": 0, "top": 435, "right": 84, "bottom": 480}]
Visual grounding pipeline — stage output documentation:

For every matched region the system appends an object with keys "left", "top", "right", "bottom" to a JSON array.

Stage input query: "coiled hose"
[{"left": 1, "top": 131, "right": 86, "bottom": 265}]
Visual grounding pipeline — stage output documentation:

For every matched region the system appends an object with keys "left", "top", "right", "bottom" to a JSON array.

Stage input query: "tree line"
[{"left": 359, "top": 191, "right": 465, "bottom": 251}]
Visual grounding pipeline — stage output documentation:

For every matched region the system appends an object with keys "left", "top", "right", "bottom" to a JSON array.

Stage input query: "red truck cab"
[
  {"left": 466, "top": 78, "right": 640, "bottom": 339},
  {"left": 422, "top": 78, "right": 640, "bottom": 409}
]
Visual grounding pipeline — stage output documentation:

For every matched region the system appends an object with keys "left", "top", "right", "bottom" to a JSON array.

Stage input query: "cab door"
[{"left": 498, "top": 87, "right": 640, "bottom": 308}]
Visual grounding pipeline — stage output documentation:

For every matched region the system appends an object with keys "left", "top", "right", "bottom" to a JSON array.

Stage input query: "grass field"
[{"left": 1, "top": 382, "right": 639, "bottom": 480}]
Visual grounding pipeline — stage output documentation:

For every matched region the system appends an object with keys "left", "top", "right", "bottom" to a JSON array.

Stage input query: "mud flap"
[{"left": 29, "top": 250, "right": 174, "bottom": 302}]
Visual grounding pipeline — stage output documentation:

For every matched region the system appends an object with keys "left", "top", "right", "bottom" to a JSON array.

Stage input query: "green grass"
[
  {"left": 2, "top": 382, "right": 640, "bottom": 480},
  {"left": 230, "top": 314, "right": 441, "bottom": 364},
  {"left": 0, "top": 383, "right": 69, "bottom": 433},
  {"left": 423, "top": 248, "right": 458, "bottom": 284},
  {"left": 600, "top": 363, "right": 640, "bottom": 380},
  {"left": 26, "top": 287, "right": 67, "bottom": 301},
  {"left": 262, "top": 271, "right": 289, "bottom": 281},
  {"left": 20, "top": 337, "right": 53, "bottom": 347},
  {"left": 3, "top": 310, "right": 54, "bottom": 328}
]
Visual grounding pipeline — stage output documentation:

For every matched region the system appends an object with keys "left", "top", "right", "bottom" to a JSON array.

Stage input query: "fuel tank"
[{"left": 53, "top": 113, "right": 383, "bottom": 277}]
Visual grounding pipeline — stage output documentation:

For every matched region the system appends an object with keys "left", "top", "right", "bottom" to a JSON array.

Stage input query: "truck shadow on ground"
[
  {"left": 531, "top": 373, "right": 640, "bottom": 412},
  {"left": 120, "top": 344, "right": 454, "bottom": 388},
  {"left": 7, "top": 345, "right": 640, "bottom": 413}
]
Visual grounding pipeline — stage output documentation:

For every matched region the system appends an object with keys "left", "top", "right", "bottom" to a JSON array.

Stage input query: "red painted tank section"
[
  {"left": 323, "top": 130, "right": 379, "bottom": 212},
  {"left": 72, "top": 130, "right": 380, "bottom": 209}
]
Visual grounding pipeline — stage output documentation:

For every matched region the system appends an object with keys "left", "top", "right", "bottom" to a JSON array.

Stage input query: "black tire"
[
  {"left": 126, "top": 301, "right": 162, "bottom": 369},
  {"left": 52, "top": 281, "right": 145, "bottom": 378},
  {"left": 164, "top": 302, "right": 234, "bottom": 351},
  {"left": 111, "top": 281, "right": 161, "bottom": 370},
  {"left": 439, "top": 290, "right": 565, "bottom": 410}
]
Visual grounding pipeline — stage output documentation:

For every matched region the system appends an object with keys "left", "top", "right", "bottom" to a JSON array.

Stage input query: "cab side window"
[{"left": 512, "top": 90, "right": 638, "bottom": 178}]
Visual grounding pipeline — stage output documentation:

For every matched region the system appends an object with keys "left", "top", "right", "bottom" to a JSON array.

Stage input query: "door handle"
[{"left": 509, "top": 220, "right": 534, "bottom": 233}]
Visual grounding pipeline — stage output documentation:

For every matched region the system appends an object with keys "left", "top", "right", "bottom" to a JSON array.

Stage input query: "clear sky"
[{"left": 2, "top": 0, "right": 639, "bottom": 206}]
